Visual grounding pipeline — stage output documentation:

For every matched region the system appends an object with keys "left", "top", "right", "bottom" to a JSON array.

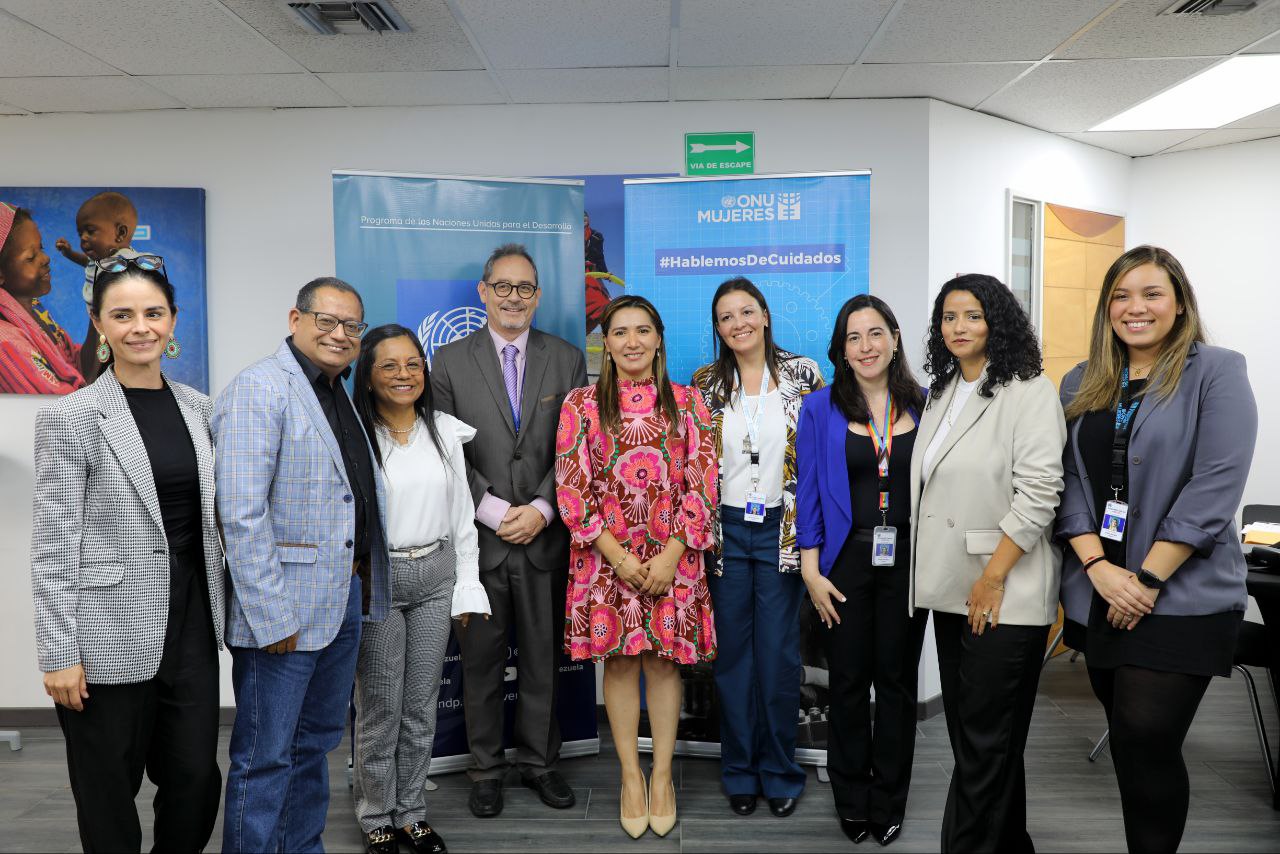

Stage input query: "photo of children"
[{"left": 0, "top": 186, "right": 208, "bottom": 394}]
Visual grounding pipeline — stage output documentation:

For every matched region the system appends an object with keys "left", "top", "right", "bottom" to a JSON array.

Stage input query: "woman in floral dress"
[{"left": 555, "top": 295, "right": 717, "bottom": 839}]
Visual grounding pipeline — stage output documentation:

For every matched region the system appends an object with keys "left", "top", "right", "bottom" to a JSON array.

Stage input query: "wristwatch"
[{"left": 1136, "top": 568, "right": 1167, "bottom": 590}]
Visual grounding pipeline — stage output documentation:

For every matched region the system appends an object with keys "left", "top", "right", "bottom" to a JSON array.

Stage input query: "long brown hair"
[
  {"left": 596, "top": 295, "right": 680, "bottom": 433},
  {"left": 708, "top": 277, "right": 780, "bottom": 400},
  {"left": 1063, "top": 245, "right": 1205, "bottom": 421},
  {"left": 828, "top": 294, "right": 925, "bottom": 423}
]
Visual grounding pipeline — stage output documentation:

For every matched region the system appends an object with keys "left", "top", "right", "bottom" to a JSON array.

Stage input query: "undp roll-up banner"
[
  {"left": 624, "top": 172, "right": 871, "bottom": 764},
  {"left": 332, "top": 171, "right": 597, "bottom": 771}
]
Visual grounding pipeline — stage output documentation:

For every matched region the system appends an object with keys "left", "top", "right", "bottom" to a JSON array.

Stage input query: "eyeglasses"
[
  {"left": 485, "top": 280, "right": 539, "bottom": 299},
  {"left": 91, "top": 253, "right": 168, "bottom": 282},
  {"left": 304, "top": 310, "right": 369, "bottom": 338},
  {"left": 375, "top": 359, "right": 425, "bottom": 376}
]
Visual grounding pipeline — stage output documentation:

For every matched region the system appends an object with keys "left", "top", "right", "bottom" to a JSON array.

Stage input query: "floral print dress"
[{"left": 555, "top": 378, "right": 718, "bottom": 664}]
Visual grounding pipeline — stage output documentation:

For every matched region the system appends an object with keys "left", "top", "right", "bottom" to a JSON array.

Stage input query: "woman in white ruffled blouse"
[{"left": 350, "top": 324, "right": 490, "bottom": 854}]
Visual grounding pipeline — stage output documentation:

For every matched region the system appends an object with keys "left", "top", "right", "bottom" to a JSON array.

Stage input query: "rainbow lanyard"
[{"left": 867, "top": 396, "right": 895, "bottom": 524}]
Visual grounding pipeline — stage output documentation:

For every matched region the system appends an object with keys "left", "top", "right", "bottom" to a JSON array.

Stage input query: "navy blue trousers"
[
  {"left": 224, "top": 574, "right": 363, "bottom": 854},
  {"left": 709, "top": 506, "right": 806, "bottom": 798}
]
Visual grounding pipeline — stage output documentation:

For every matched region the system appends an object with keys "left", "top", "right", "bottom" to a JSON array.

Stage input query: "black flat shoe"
[
  {"left": 522, "top": 770, "right": 576, "bottom": 809},
  {"left": 729, "top": 794, "right": 757, "bottom": 815},
  {"left": 869, "top": 821, "right": 902, "bottom": 846},
  {"left": 363, "top": 825, "right": 398, "bottom": 854},
  {"left": 469, "top": 779, "right": 504, "bottom": 818},
  {"left": 840, "top": 819, "right": 870, "bottom": 844},
  {"left": 396, "top": 821, "right": 447, "bottom": 854},
  {"left": 767, "top": 797, "right": 798, "bottom": 817}
]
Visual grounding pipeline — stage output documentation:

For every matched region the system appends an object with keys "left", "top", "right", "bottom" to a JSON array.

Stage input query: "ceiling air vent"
[
  {"left": 1162, "top": 0, "right": 1265, "bottom": 15},
  {"left": 287, "top": 2, "right": 411, "bottom": 34}
]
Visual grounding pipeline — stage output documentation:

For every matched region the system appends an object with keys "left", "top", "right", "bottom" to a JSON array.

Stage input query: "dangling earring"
[
  {"left": 164, "top": 336, "right": 181, "bottom": 359},
  {"left": 95, "top": 334, "right": 111, "bottom": 363}
]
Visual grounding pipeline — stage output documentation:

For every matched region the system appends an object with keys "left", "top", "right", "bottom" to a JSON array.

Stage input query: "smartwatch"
[{"left": 1136, "top": 568, "right": 1166, "bottom": 590}]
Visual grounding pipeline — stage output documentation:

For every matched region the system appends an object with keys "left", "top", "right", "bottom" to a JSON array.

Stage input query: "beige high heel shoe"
[
  {"left": 648, "top": 779, "right": 677, "bottom": 837},
  {"left": 620, "top": 774, "right": 649, "bottom": 839}
]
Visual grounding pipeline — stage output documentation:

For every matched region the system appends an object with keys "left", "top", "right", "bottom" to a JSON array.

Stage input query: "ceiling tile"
[
  {"left": 862, "top": 0, "right": 1116, "bottom": 63},
  {"left": 1063, "top": 129, "right": 1204, "bottom": 157},
  {"left": 980, "top": 57, "right": 1215, "bottom": 133},
  {"left": 0, "top": 100, "right": 26, "bottom": 115},
  {"left": 674, "top": 64, "right": 845, "bottom": 100},
  {"left": 456, "top": 0, "right": 670, "bottom": 68},
  {"left": 678, "top": 0, "right": 895, "bottom": 67},
  {"left": 1062, "top": 0, "right": 1280, "bottom": 59},
  {"left": 0, "top": 0, "right": 302, "bottom": 75},
  {"left": 318, "top": 71, "right": 504, "bottom": 106},
  {"left": 1227, "top": 102, "right": 1280, "bottom": 128},
  {"left": 220, "top": 0, "right": 482, "bottom": 73},
  {"left": 832, "top": 62, "right": 1031, "bottom": 108},
  {"left": 1243, "top": 30, "right": 1280, "bottom": 53},
  {"left": 499, "top": 67, "right": 667, "bottom": 103},
  {"left": 0, "top": 76, "right": 183, "bottom": 112},
  {"left": 141, "top": 74, "right": 346, "bottom": 109},
  {"left": 1161, "top": 126, "right": 1280, "bottom": 153},
  {"left": 0, "top": 8, "right": 120, "bottom": 76}
]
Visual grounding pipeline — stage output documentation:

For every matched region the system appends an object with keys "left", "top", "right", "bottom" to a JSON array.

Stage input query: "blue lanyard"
[{"left": 1114, "top": 366, "right": 1140, "bottom": 433}]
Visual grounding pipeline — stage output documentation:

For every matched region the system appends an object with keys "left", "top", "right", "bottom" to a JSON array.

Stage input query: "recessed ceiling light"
[{"left": 1090, "top": 54, "right": 1280, "bottom": 131}]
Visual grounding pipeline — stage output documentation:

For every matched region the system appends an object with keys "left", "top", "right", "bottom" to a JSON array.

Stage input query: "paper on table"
[{"left": 1243, "top": 522, "right": 1280, "bottom": 546}]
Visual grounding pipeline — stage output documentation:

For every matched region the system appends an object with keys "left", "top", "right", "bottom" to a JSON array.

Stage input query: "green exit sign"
[{"left": 685, "top": 132, "right": 755, "bottom": 176}]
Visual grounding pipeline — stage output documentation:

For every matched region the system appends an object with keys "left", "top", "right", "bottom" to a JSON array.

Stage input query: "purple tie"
[{"left": 502, "top": 343, "right": 521, "bottom": 432}]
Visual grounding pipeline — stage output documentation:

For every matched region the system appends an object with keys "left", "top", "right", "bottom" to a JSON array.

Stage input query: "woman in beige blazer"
[{"left": 910, "top": 274, "right": 1066, "bottom": 853}]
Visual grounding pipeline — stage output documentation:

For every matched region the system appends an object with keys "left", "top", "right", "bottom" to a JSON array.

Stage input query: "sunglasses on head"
[{"left": 92, "top": 253, "right": 166, "bottom": 276}]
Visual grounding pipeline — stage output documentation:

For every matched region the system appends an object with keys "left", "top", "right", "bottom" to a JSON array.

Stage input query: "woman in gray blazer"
[
  {"left": 1057, "top": 246, "right": 1257, "bottom": 854},
  {"left": 910, "top": 274, "right": 1066, "bottom": 853},
  {"left": 31, "top": 256, "right": 225, "bottom": 853}
]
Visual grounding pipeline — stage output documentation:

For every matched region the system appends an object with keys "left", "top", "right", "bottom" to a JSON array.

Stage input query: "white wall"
[
  {"left": 0, "top": 98, "right": 931, "bottom": 710},
  {"left": 1128, "top": 136, "right": 1280, "bottom": 511}
]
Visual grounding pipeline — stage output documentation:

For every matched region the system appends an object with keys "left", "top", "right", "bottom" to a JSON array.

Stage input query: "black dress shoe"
[
  {"left": 469, "top": 779, "right": 504, "bottom": 817},
  {"left": 869, "top": 821, "right": 902, "bottom": 846},
  {"left": 729, "top": 794, "right": 757, "bottom": 815},
  {"left": 396, "top": 821, "right": 447, "bottom": 854},
  {"left": 522, "top": 770, "right": 576, "bottom": 808},
  {"left": 363, "top": 825, "right": 398, "bottom": 854},
  {"left": 840, "top": 819, "right": 870, "bottom": 843},
  {"left": 767, "top": 797, "right": 798, "bottom": 817}
]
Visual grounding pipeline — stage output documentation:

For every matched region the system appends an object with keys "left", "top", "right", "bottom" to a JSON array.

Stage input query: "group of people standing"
[{"left": 21, "top": 191, "right": 1256, "bottom": 854}]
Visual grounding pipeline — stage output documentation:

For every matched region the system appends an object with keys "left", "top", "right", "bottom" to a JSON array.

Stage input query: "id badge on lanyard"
[
  {"left": 869, "top": 397, "right": 897, "bottom": 566},
  {"left": 1102, "top": 365, "right": 1141, "bottom": 543},
  {"left": 740, "top": 368, "right": 771, "bottom": 524}
]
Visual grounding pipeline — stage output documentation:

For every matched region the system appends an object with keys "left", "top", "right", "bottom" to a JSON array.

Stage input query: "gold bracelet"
[
  {"left": 984, "top": 579, "right": 1006, "bottom": 592},
  {"left": 609, "top": 552, "right": 629, "bottom": 572}
]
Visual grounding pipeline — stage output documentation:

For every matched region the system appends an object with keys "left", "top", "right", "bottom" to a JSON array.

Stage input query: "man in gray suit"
[{"left": 431, "top": 243, "right": 587, "bottom": 818}]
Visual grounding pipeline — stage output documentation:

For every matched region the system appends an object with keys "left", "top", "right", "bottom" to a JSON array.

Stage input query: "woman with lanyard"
[
  {"left": 796, "top": 294, "right": 926, "bottom": 847},
  {"left": 911, "top": 274, "right": 1065, "bottom": 853},
  {"left": 1056, "top": 246, "right": 1256, "bottom": 853},
  {"left": 692, "top": 277, "right": 823, "bottom": 819}
]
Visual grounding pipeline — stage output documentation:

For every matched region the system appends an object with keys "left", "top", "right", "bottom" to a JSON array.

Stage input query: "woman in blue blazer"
[
  {"left": 1057, "top": 245, "right": 1257, "bottom": 854},
  {"left": 796, "top": 295, "right": 927, "bottom": 847}
]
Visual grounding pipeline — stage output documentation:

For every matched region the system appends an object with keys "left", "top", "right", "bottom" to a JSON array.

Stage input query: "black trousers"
[
  {"left": 57, "top": 552, "right": 220, "bottom": 853},
  {"left": 824, "top": 540, "right": 928, "bottom": 824},
  {"left": 934, "top": 611, "right": 1049, "bottom": 854}
]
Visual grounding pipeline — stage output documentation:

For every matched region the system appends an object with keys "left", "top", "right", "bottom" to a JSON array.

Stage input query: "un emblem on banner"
[{"left": 418, "top": 306, "right": 487, "bottom": 366}]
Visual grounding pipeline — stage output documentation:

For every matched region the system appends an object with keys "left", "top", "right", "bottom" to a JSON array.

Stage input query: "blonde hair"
[{"left": 1063, "top": 245, "right": 1205, "bottom": 421}]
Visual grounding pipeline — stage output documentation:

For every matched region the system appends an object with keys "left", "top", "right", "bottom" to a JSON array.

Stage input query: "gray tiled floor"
[{"left": 2, "top": 655, "right": 1278, "bottom": 852}]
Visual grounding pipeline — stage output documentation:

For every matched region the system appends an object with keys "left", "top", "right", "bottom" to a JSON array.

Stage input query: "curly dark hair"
[{"left": 922, "top": 273, "right": 1042, "bottom": 402}]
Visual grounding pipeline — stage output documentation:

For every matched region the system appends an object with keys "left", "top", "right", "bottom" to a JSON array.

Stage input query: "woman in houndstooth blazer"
[{"left": 30, "top": 257, "right": 225, "bottom": 854}]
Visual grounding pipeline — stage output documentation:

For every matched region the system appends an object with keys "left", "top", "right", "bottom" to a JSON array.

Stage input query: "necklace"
[
  {"left": 1129, "top": 362, "right": 1153, "bottom": 379},
  {"left": 383, "top": 418, "right": 417, "bottom": 434}
]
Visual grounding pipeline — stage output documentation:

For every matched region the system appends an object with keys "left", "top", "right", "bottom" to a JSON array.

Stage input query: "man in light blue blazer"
[{"left": 214, "top": 277, "right": 391, "bottom": 854}]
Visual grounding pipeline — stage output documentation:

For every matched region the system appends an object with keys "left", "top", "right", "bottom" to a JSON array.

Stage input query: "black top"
[
  {"left": 846, "top": 427, "right": 915, "bottom": 535},
  {"left": 1074, "top": 377, "right": 1238, "bottom": 677},
  {"left": 287, "top": 337, "right": 377, "bottom": 560},
  {"left": 123, "top": 384, "right": 201, "bottom": 554}
]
